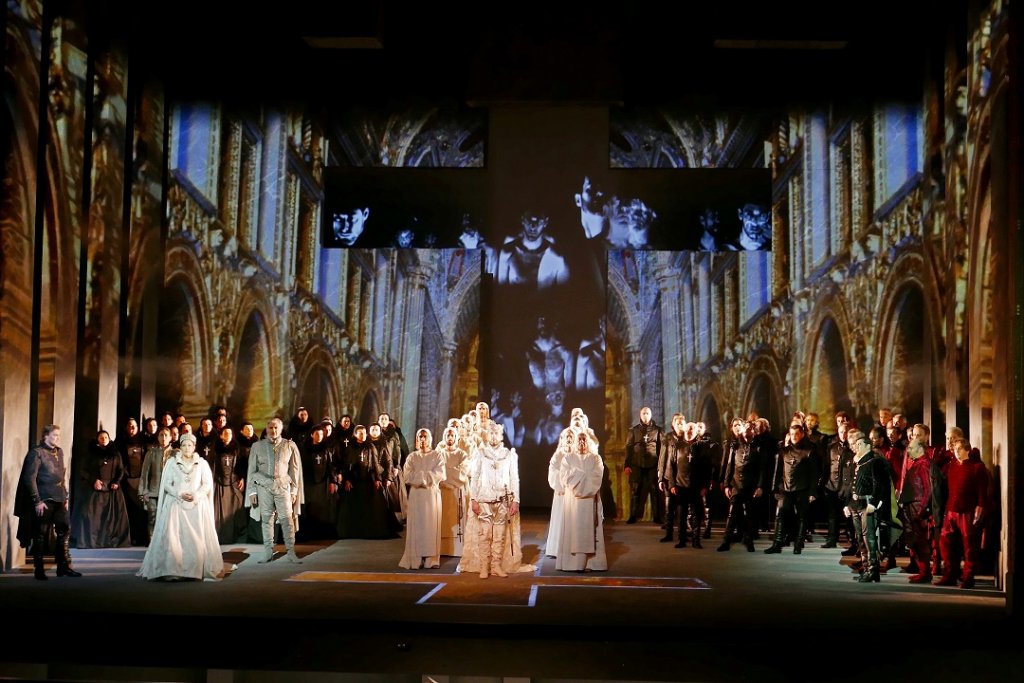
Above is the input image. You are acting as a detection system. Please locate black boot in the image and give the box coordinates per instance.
[32,538,46,581]
[793,517,806,554]
[692,524,703,549]
[55,533,82,578]
[764,513,785,554]
[858,521,880,583]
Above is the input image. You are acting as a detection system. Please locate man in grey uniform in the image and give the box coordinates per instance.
[246,418,304,563]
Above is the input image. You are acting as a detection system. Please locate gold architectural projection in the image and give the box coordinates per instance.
[0,0,1013,593]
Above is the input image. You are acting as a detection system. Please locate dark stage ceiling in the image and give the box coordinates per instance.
[79,0,946,106]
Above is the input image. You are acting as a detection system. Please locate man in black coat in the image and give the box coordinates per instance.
[764,423,819,555]
[624,406,663,524]
[15,424,82,580]
[717,421,764,552]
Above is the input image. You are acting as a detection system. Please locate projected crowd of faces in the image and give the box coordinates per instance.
[328,174,770,252]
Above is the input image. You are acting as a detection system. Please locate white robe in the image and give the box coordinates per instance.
[439,446,470,557]
[398,449,445,569]
[545,448,568,557]
[555,450,608,571]
[139,454,224,580]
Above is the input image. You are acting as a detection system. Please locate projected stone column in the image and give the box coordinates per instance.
[654,264,683,415]
[398,259,434,434]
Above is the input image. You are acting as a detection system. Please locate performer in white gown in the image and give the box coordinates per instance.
[555,429,608,571]
[399,429,446,569]
[438,426,470,557]
[458,423,532,578]
[138,433,224,581]
[545,428,575,557]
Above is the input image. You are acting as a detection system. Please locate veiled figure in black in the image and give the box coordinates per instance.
[299,423,340,540]
[212,427,248,543]
[336,425,399,539]
[71,430,131,548]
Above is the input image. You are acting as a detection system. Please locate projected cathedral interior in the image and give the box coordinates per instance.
[0,0,1020,678]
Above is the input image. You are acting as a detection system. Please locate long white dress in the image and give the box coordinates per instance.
[439,446,469,557]
[545,447,568,557]
[555,449,608,571]
[398,449,446,569]
[139,453,224,580]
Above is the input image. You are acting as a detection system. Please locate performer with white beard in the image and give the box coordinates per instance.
[245,418,304,563]
[460,423,528,578]
[438,426,470,557]
[545,428,575,557]
[555,429,608,571]
[399,429,446,569]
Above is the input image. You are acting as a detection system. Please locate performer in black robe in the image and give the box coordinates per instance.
[212,427,248,543]
[71,431,131,548]
[195,418,218,469]
[117,418,148,545]
[336,425,399,539]
[299,425,339,540]
[286,406,313,444]
[236,421,263,542]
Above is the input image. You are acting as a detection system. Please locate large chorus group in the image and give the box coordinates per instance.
[17,403,991,589]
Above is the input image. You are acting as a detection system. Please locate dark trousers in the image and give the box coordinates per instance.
[722,488,757,544]
[630,467,660,521]
[819,489,843,542]
[666,486,702,541]
[852,506,879,576]
[772,491,810,548]
[31,501,71,566]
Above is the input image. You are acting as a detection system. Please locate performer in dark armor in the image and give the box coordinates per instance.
[15,425,82,580]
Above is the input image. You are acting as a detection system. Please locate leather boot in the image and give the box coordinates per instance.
[763,515,785,554]
[857,520,880,582]
[478,526,491,579]
[55,532,81,577]
[692,523,703,549]
[32,538,47,581]
[490,524,508,577]
[793,517,807,554]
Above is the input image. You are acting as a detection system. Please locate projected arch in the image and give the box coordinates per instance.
[156,276,211,418]
[228,309,276,425]
[809,317,851,421]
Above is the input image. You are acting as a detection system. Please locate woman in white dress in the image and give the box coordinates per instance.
[139,433,224,581]
[398,429,446,570]
[555,429,608,571]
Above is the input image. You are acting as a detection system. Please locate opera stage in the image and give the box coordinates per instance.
[0,511,1013,682]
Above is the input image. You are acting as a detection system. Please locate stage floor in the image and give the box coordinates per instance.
[0,510,1013,681]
